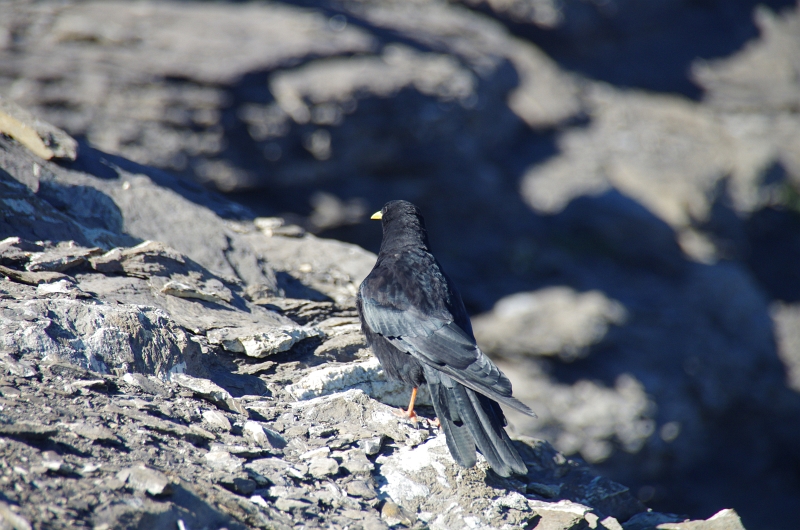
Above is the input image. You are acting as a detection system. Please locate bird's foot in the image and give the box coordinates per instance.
[431,417,440,429]
[393,408,418,422]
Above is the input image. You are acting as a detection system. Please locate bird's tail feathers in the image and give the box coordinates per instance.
[428,380,477,469]
[425,367,528,477]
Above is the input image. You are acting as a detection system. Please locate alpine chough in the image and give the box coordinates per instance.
[357,200,535,477]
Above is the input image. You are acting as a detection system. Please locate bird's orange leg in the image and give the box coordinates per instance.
[406,387,418,420]
[393,387,418,421]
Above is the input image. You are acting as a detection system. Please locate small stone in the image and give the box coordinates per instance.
[67,422,119,443]
[284,425,308,438]
[404,428,429,447]
[0,264,66,286]
[243,420,286,449]
[209,443,269,459]
[341,449,374,475]
[381,500,415,527]
[161,279,233,304]
[0,422,57,439]
[80,463,102,476]
[245,457,296,487]
[106,477,126,490]
[41,451,73,475]
[527,482,561,498]
[275,497,314,512]
[202,410,232,431]
[527,506,587,530]
[287,464,308,480]
[236,360,276,375]
[0,500,32,530]
[326,436,352,449]
[35,279,90,298]
[310,485,343,507]
[171,373,233,407]
[657,509,746,530]
[0,386,21,398]
[26,245,99,272]
[600,516,624,530]
[117,464,172,496]
[308,457,340,478]
[308,425,336,438]
[89,248,124,273]
[121,373,170,396]
[185,425,216,443]
[217,474,257,496]
[358,436,384,456]
[0,356,37,378]
[345,480,377,499]
[223,398,247,415]
[204,450,244,473]
[300,446,331,460]
[249,495,270,507]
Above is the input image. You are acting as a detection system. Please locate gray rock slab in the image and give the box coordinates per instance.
[117,464,173,496]
[66,422,119,443]
[172,373,232,405]
[243,420,286,450]
[204,450,244,473]
[0,422,57,440]
[656,509,746,530]
[202,410,232,432]
[208,325,323,358]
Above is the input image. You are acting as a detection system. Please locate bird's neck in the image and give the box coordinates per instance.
[380,220,430,253]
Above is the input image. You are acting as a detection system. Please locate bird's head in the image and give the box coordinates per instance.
[370,200,429,249]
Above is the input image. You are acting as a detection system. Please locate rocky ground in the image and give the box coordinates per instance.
[2,0,800,528]
[0,107,749,529]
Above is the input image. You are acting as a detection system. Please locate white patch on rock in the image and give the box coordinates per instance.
[285,357,431,407]
[381,471,430,502]
[376,436,452,500]
[299,446,331,460]
[161,279,232,304]
[202,410,232,431]
[492,491,531,511]
[171,373,232,403]
[208,325,323,357]
[204,450,244,473]
[527,498,592,515]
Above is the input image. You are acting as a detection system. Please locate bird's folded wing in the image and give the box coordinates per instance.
[361,288,535,417]
[388,324,535,417]
[359,294,447,338]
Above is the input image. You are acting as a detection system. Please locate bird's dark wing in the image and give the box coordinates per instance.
[387,327,533,415]
[360,278,534,417]
[359,295,446,340]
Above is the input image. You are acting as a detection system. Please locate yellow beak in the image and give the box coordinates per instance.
[370,211,383,220]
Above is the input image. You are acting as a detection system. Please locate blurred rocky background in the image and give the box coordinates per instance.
[2,0,800,528]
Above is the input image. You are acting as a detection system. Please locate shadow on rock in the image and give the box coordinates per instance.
[475,190,800,530]
[461,0,798,97]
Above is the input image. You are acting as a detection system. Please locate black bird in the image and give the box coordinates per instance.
[357,200,535,477]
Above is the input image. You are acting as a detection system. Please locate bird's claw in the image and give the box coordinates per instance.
[393,407,418,422]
